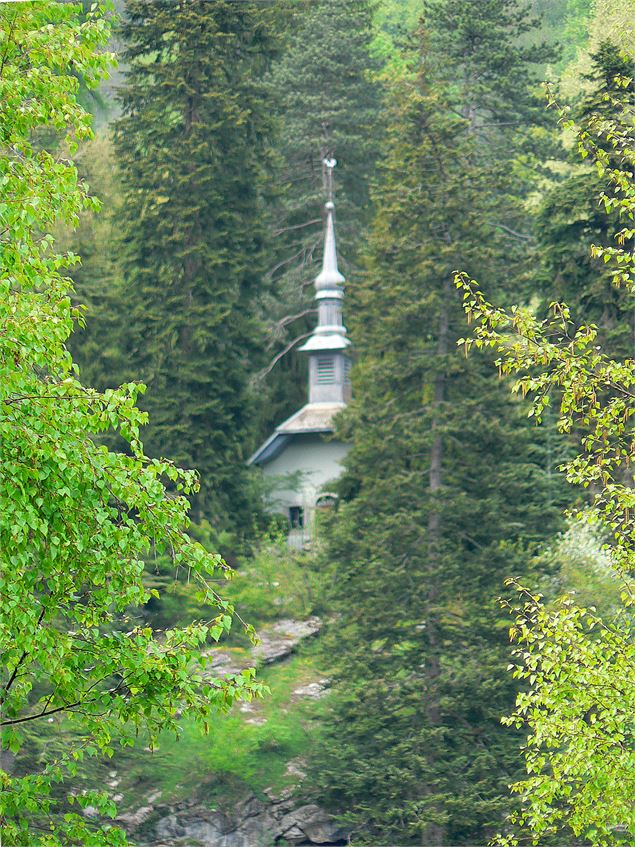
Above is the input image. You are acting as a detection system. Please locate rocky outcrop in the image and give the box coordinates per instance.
[125,790,347,847]
[276,804,346,845]
[204,617,322,677]
[252,618,322,665]
[117,617,332,846]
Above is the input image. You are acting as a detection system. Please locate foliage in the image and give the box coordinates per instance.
[454,52,635,844]
[143,533,320,634]
[308,4,566,844]
[534,43,635,358]
[0,4,264,845]
[114,648,326,806]
[559,0,635,95]
[371,0,420,62]
[500,584,634,846]
[530,0,592,70]
[102,0,281,532]
[21,645,326,824]
[541,517,621,611]
[55,132,129,392]
[219,540,320,627]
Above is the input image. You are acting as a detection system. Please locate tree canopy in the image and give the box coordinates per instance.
[0,4,262,844]
[455,50,635,845]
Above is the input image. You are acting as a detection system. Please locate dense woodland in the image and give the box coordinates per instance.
[2,1,635,846]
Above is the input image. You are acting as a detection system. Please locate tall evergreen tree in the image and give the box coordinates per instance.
[310,6,565,844]
[535,42,635,358]
[258,0,381,432]
[63,133,128,390]
[110,0,279,529]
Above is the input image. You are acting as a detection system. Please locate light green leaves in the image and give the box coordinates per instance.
[0,4,264,845]
[455,58,635,847]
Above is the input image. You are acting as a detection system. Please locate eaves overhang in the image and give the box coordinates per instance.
[248,402,345,466]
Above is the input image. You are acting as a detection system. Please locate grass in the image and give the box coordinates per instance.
[17,537,329,820]
[114,641,329,810]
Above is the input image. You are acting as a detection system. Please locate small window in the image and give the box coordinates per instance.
[344,358,351,384]
[317,356,335,384]
[316,494,337,510]
[289,506,304,529]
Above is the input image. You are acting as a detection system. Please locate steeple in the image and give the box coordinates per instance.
[298,159,351,404]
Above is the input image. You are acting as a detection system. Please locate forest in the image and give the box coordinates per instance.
[1,0,635,846]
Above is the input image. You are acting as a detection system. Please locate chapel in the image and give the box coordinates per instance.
[249,162,351,546]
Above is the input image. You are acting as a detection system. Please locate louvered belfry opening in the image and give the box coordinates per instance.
[317,356,336,384]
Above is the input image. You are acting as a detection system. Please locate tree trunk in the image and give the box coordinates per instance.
[422,276,451,846]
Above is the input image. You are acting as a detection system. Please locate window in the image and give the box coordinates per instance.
[317,356,335,384]
[316,494,337,510]
[289,506,304,529]
[344,358,351,384]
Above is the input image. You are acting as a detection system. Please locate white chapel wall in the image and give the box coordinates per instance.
[262,434,349,544]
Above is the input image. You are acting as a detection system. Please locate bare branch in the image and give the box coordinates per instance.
[270,308,317,342]
[273,218,321,237]
[486,221,534,241]
[255,332,313,380]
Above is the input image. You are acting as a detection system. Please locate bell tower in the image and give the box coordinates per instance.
[298,159,351,404]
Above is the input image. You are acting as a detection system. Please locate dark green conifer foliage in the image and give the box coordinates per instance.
[112,0,279,528]
[535,43,635,357]
[258,0,380,432]
[311,6,565,843]
[65,134,128,391]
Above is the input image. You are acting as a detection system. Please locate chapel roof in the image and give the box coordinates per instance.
[248,402,345,466]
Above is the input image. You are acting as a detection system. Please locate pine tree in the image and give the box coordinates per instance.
[535,43,635,358]
[257,0,380,432]
[111,0,279,529]
[309,6,565,843]
[61,133,129,391]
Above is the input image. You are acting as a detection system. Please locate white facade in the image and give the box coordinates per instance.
[261,433,350,547]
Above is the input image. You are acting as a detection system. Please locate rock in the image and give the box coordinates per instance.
[244,716,267,726]
[202,618,323,682]
[129,790,348,847]
[252,617,321,665]
[285,758,307,780]
[146,801,279,847]
[279,823,307,845]
[292,679,329,700]
[277,804,346,845]
[116,805,156,828]
[157,814,221,843]
[234,793,267,821]
[206,649,248,677]
[82,805,99,819]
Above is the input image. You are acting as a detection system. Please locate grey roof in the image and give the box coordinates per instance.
[248,402,345,466]
[277,401,345,433]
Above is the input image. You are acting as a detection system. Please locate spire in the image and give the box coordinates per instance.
[315,157,345,291]
[315,201,345,291]
[298,159,351,405]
